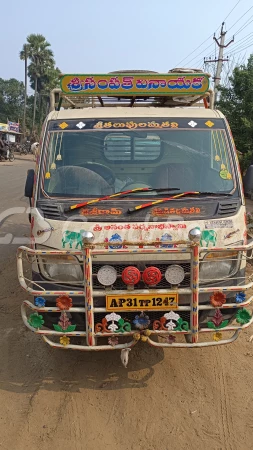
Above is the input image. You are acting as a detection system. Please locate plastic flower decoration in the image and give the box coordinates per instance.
[35,297,46,308]
[210,291,226,308]
[60,336,70,346]
[236,309,252,325]
[108,336,119,347]
[133,332,141,341]
[167,335,176,344]
[56,295,73,311]
[133,312,150,330]
[53,312,76,333]
[235,292,246,304]
[28,313,44,329]
[213,332,223,341]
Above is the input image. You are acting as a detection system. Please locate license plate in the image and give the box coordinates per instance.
[106,293,178,311]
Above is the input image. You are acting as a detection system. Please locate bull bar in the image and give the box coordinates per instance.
[17,235,253,351]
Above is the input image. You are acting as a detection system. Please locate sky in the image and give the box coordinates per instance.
[1,0,253,93]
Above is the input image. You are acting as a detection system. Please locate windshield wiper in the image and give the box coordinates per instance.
[127,191,233,214]
[64,187,180,212]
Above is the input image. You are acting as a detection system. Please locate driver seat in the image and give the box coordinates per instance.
[48,166,113,195]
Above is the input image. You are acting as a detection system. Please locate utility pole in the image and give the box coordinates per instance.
[204,22,234,105]
[23,45,27,142]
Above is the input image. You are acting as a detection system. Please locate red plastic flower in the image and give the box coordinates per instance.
[210,291,226,308]
[56,295,73,311]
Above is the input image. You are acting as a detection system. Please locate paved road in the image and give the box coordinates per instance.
[0,159,253,450]
[0,158,32,262]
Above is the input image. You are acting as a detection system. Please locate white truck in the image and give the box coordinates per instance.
[18,69,253,365]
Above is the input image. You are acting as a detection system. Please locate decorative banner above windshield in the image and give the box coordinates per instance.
[60,73,210,96]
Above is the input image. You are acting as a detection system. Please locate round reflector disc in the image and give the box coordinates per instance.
[165,265,185,285]
[142,266,162,286]
[97,265,117,286]
[122,266,141,285]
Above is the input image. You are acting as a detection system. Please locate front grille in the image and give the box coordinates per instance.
[92,261,191,289]
[217,200,240,216]
[37,202,61,220]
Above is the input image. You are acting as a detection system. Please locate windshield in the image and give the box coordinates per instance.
[42,117,236,198]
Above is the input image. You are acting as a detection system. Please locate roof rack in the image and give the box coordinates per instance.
[50,70,214,111]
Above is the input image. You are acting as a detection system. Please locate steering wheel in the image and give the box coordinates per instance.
[122,182,152,190]
[80,162,115,185]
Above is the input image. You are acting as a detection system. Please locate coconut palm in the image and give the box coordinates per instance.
[20,34,55,134]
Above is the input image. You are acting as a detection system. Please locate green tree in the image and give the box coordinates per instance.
[218,54,253,171]
[20,34,55,134]
[0,78,37,137]
[0,78,25,123]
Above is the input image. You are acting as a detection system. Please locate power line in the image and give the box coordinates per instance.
[224,40,253,58]
[175,35,214,66]
[231,31,253,45]
[175,1,242,67]
[226,42,253,58]
[175,1,248,68]
[224,34,253,56]
[224,0,241,21]
[184,42,215,66]
[227,5,253,32]
[234,17,253,36]
[232,42,253,55]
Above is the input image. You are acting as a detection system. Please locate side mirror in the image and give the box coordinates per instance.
[25,169,35,198]
[243,165,253,196]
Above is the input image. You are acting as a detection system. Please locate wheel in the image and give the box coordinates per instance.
[9,152,15,162]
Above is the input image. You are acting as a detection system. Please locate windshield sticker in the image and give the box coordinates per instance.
[205,121,214,128]
[220,168,232,180]
[59,122,68,130]
[93,121,178,129]
[80,207,122,216]
[188,121,197,128]
[151,206,202,216]
[224,229,239,239]
[212,131,232,180]
[205,220,233,229]
[76,121,86,129]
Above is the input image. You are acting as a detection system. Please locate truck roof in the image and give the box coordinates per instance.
[47,107,225,121]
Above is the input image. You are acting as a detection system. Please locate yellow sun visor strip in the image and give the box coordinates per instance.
[60,73,210,97]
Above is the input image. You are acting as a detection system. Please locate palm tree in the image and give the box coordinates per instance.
[20,34,55,134]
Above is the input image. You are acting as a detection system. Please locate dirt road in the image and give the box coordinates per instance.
[0,159,253,450]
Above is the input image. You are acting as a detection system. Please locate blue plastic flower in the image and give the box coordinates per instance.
[35,297,46,307]
[133,313,150,330]
[235,292,246,304]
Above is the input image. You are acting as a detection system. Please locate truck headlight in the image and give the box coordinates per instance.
[200,251,240,283]
[38,254,83,283]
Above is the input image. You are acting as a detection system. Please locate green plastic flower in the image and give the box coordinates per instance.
[28,313,44,329]
[236,309,252,325]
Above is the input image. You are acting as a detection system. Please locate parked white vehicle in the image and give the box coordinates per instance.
[17,69,253,364]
